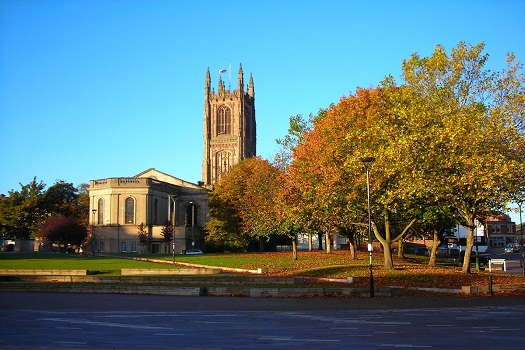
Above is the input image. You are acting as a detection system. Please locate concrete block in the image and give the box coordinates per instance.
[0,269,87,276]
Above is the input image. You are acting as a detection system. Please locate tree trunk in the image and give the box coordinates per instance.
[308,233,313,251]
[258,238,265,252]
[397,238,405,258]
[349,240,356,260]
[370,211,416,270]
[383,243,394,269]
[292,237,297,260]
[429,228,441,267]
[325,232,331,253]
[462,215,475,274]
[317,233,323,250]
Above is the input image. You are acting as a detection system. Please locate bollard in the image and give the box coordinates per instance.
[522,253,525,277]
[488,274,493,296]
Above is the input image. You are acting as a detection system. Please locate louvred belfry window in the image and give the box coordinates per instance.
[217,106,231,135]
[215,151,232,181]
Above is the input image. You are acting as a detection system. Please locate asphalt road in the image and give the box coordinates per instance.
[1,292,525,349]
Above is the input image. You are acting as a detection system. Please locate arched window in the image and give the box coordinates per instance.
[216,106,231,135]
[125,197,135,224]
[97,198,104,225]
[215,151,232,181]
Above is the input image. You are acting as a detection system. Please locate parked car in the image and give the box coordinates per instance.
[184,249,203,255]
[504,244,519,253]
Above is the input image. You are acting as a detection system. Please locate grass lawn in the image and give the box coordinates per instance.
[2,251,524,290]
[0,253,183,275]
[142,250,525,289]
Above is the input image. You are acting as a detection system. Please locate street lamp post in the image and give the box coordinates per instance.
[361,157,375,298]
[168,195,177,262]
[189,201,196,248]
[91,209,97,256]
[518,202,523,245]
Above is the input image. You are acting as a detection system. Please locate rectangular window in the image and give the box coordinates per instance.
[121,241,127,253]
[131,241,137,253]
[99,240,105,252]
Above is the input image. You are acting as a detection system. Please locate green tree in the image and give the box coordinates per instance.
[44,181,89,224]
[0,178,47,239]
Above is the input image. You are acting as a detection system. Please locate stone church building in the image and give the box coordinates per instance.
[88,65,256,254]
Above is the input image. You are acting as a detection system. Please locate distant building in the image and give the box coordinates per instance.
[485,213,517,247]
[516,223,524,245]
[443,213,518,249]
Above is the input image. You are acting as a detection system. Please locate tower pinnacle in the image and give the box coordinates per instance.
[248,73,254,97]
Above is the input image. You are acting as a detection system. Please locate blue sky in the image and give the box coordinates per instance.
[1,0,524,221]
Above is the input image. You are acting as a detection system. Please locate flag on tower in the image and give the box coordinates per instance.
[219,69,228,74]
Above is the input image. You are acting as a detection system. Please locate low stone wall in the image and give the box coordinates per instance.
[0,275,296,284]
[0,284,390,297]
[0,269,87,276]
[120,268,221,276]
[462,283,525,295]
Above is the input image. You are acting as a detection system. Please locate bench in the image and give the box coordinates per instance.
[489,259,506,272]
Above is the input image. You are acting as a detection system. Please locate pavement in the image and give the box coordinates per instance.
[1,292,524,349]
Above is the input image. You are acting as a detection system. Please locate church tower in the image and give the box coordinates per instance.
[202,64,256,186]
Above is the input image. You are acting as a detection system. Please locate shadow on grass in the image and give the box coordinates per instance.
[292,265,370,277]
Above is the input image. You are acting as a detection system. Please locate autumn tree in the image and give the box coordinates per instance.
[137,222,149,252]
[401,42,525,273]
[206,157,284,251]
[161,220,174,252]
[38,214,87,249]
[285,87,422,268]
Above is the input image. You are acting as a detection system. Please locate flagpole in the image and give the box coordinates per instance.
[228,64,231,90]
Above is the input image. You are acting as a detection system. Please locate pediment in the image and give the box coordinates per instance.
[135,168,202,189]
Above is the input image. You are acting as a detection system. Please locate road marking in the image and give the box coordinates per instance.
[258,336,340,342]
[332,327,359,330]
[55,327,82,330]
[284,313,410,325]
[40,318,172,330]
[375,331,398,334]
[379,344,432,348]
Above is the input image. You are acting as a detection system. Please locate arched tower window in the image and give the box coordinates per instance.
[215,151,232,181]
[97,198,104,225]
[216,106,231,135]
[125,197,135,224]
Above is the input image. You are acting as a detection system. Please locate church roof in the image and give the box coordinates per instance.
[135,168,205,190]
